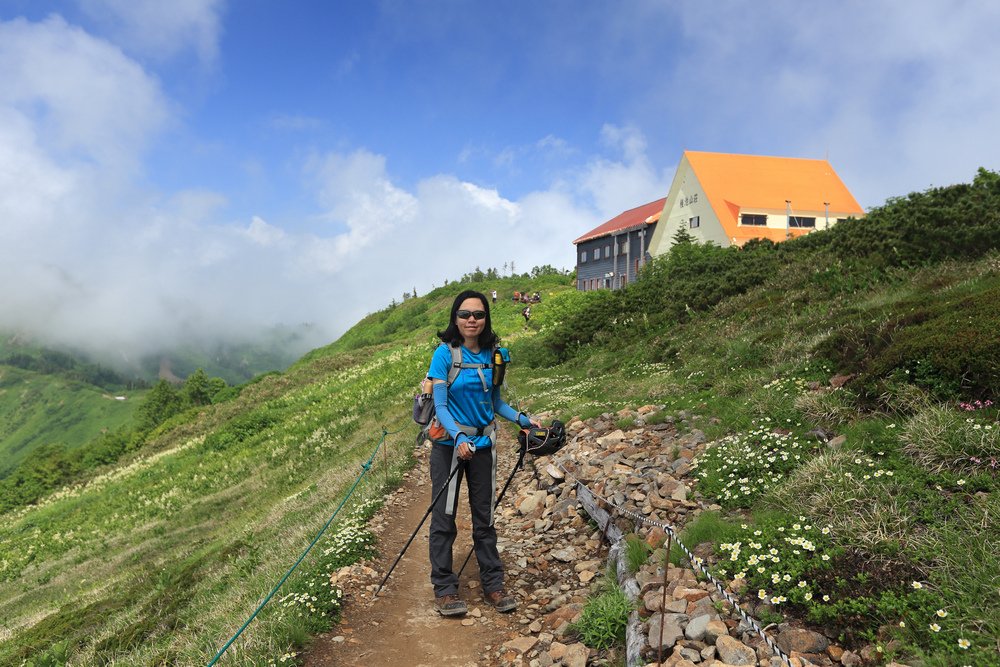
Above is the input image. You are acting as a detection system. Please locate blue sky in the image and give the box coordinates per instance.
[1,1,998,357]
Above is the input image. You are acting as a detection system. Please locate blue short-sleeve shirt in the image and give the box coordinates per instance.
[428,343,495,447]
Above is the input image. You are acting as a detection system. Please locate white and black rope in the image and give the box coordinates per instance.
[555,461,794,667]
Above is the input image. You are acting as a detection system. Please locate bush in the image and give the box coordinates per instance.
[824,167,1000,268]
[865,283,1000,400]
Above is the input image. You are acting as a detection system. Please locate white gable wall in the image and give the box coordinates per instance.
[648,158,728,256]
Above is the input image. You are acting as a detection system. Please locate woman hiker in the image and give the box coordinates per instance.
[425,289,538,617]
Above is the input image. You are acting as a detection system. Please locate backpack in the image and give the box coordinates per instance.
[413,344,510,442]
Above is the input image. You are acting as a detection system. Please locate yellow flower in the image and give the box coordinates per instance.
[898,621,905,628]
[929,623,941,632]
[936,609,948,618]
[911,581,923,589]
[758,589,767,600]
[958,638,971,649]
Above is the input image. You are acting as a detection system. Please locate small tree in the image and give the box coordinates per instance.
[136,380,184,433]
[183,368,213,406]
[672,224,696,247]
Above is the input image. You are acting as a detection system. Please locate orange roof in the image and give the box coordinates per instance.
[573,198,666,245]
[684,151,863,242]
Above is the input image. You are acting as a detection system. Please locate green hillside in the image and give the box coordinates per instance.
[0,365,140,478]
[1,171,998,665]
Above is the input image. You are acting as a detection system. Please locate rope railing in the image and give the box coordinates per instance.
[556,461,794,667]
[206,425,406,666]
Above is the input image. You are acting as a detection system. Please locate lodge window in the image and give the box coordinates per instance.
[594,247,601,260]
[740,214,767,226]
[789,216,816,228]
[605,244,611,258]
[689,216,700,229]
[580,250,587,263]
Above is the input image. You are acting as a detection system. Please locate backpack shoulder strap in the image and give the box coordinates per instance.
[447,345,463,386]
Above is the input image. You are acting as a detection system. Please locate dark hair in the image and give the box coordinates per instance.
[437,289,500,349]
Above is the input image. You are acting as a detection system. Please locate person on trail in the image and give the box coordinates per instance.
[491,289,497,304]
[426,289,538,617]
[521,305,531,325]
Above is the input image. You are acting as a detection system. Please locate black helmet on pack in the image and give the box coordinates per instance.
[518,420,566,456]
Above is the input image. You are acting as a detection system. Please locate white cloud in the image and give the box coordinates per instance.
[0,13,673,360]
[245,216,286,247]
[665,1,1000,206]
[77,0,224,64]
[0,15,169,171]
[579,124,670,216]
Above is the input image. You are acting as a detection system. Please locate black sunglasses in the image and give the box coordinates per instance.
[456,310,487,320]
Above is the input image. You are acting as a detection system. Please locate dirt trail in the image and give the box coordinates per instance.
[305,444,523,667]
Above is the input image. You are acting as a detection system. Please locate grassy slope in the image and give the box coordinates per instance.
[0,366,138,477]
[0,277,574,666]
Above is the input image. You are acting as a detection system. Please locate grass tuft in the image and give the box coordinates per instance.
[901,406,1000,475]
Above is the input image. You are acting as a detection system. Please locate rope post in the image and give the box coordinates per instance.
[382,427,389,490]
[599,501,614,557]
[658,531,672,666]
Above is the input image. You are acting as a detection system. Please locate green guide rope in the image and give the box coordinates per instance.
[207,426,404,666]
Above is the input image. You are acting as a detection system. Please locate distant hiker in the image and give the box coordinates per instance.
[425,290,538,617]
[512,290,520,303]
[521,305,531,324]
[531,291,540,303]
[491,289,497,304]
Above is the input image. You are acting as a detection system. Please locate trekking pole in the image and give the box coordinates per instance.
[456,442,527,578]
[372,459,465,599]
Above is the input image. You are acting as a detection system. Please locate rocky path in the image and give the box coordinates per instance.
[304,435,528,667]
[307,408,857,667]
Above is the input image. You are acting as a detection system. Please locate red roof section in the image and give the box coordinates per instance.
[573,198,666,245]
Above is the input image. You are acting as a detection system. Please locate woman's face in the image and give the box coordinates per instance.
[455,297,487,341]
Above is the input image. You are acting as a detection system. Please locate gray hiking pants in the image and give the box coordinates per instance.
[428,442,502,597]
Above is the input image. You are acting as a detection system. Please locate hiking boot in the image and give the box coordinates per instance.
[435,594,468,617]
[485,589,517,613]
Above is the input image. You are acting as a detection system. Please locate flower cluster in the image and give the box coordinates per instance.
[713,518,839,607]
[693,425,809,507]
[959,399,993,411]
[275,574,344,630]
[902,581,976,658]
[319,499,380,570]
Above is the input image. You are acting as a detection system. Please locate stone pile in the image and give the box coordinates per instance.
[486,407,857,667]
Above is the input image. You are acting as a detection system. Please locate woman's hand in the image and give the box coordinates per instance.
[457,438,475,460]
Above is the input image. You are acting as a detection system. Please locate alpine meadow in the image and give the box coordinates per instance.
[2,170,999,666]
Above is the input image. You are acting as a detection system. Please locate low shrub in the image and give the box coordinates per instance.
[573,576,632,650]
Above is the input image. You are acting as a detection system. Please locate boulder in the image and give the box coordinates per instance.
[715,635,756,666]
[776,627,830,655]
